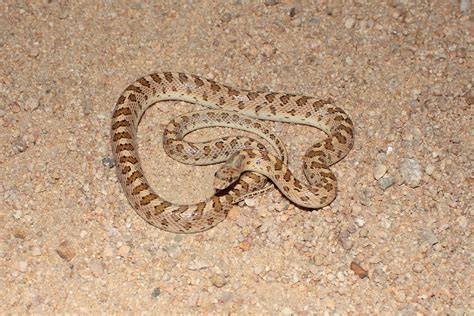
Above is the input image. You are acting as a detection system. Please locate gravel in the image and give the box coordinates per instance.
[1,1,471,314]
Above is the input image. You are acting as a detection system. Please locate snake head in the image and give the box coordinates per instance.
[214,166,241,191]
[214,151,247,191]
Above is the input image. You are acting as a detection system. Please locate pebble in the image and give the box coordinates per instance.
[239,241,251,251]
[210,273,227,288]
[359,228,369,238]
[89,260,105,277]
[354,217,365,227]
[151,287,161,298]
[421,230,438,246]
[17,261,28,272]
[24,97,40,111]
[460,0,471,15]
[344,17,355,29]
[261,43,275,58]
[31,247,42,256]
[244,198,256,207]
[463,90,474,105]
[56,241,76,261]
[457,216,467,229]
[264,0,279,5]
[400,159,423,188]
[220,12,232,23]
[102,244,115,257]
[227,206,240,220]
[102,157,115,169]
[378,175,395,190]
[282,307,294,315]
[187,259,209,270]
[340,237,353,250]
[13,210,23,220]
[373,164,387,180]
[350,261,368,279]
[308,17,320,25]
[117,245,130,257]
[12,136,28,153]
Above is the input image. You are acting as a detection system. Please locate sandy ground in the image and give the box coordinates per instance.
[1,1,472,314]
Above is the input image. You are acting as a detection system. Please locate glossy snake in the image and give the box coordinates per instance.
[111,72,354,233]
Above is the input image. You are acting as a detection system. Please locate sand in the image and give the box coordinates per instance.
[1,1,472,314]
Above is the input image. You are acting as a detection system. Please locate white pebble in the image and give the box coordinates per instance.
[457,216,468,229]
[244,198,256,207]
[400,159,423,188]
[13,210,23,220]
[345,17,355,29]
[373,164,387,180]
[117,245,130,257]
[31,247,42,256]
[17,261,28,272]
[355,217,365,227]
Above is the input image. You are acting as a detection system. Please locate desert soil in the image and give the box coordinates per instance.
[1,1,472,314]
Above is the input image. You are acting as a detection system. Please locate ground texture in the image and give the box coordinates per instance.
[0,1,472,314]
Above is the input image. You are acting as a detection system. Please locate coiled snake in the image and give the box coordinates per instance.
[111,72,354,233]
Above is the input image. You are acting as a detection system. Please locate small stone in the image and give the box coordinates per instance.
[350,261,368,279]
[344,17,355,29]
[220,12,232,23]
[244,198,256,207]
[355,217,365,227]
[102,244,115,257]
[108,227,118,237]
[117,245,130,257]
[13,228,26,239]
[413,264,424,273]
[12,136,28,153]
[340,237,353,250]
[17,261,28,272]
[309,17,320,25]
[28,45,40,57]
[188,259,209,270]
[400,159,423,188]
[239,241,251,251]
[457,216,468,229]
[289,7,296,17]
[463,90,474,105]
[102,157,115,169]
[282,307,294,315]
[373,164,387,180]
[421,230,438,246]
[57,241,76,261]
[359,228,369,238]
[10,101,21,113]
[13,210,23,220]
[24,97,40,111]
[460,0,471,15]
[151,287,161,298]
[31,247,42,256]
[378,175,395,190]
[210,273,227,288]
[425,164,435,175]
[89,261,105,277]
[227,206,240,220]
[261,43,275,58]
[264,0,278,5]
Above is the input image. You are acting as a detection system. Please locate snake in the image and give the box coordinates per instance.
[111,72,354,233]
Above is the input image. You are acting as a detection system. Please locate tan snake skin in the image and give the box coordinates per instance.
[111,72,354,233]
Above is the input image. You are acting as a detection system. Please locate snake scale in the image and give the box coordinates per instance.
[111,72,354,233]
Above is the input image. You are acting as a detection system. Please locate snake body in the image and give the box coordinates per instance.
[111,72,354,233]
